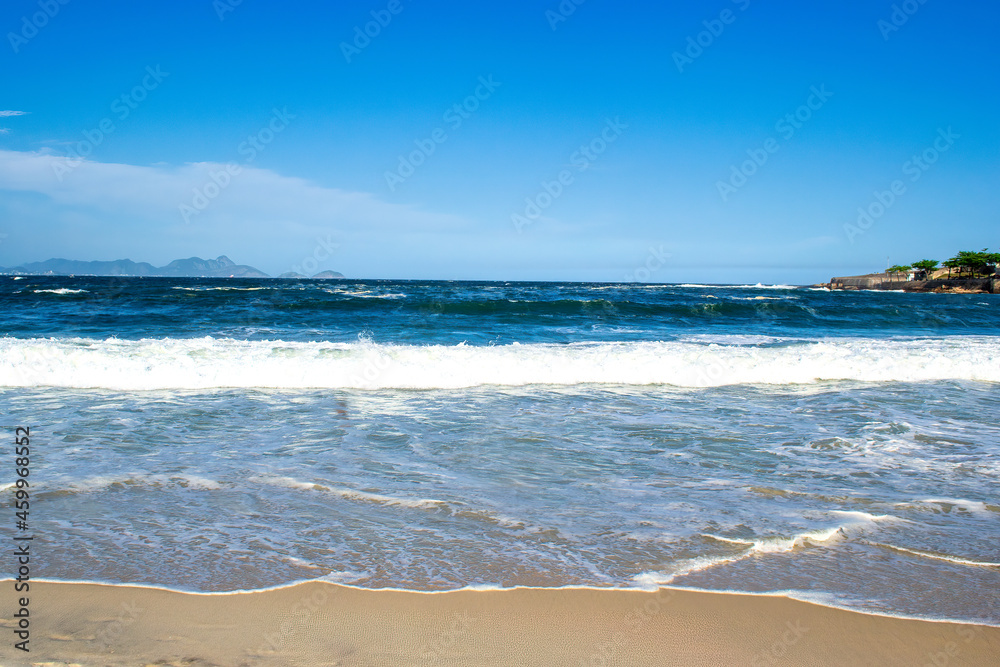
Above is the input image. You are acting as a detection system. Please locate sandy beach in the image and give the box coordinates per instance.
[2,580,996,666]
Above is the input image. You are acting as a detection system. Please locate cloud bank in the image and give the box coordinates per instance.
[0,149,468,275]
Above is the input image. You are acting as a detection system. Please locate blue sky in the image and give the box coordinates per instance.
[1,0,997,282]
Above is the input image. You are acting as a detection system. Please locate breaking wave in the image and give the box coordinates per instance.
[1,335,998,390]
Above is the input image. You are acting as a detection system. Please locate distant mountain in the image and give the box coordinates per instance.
[1,255,270,278]
[276,270,345,279]
[3,257,159,276]
[155,256,268,278]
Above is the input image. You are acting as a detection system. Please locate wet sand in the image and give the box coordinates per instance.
[2,580,997,666]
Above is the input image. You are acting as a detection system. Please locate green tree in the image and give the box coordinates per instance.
[946,250,994,277]
[960,250,990,276]
[985,251,1000,274]
[887,264,911,276]
[910,259,937,279]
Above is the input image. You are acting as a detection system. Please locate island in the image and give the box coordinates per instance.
[0,255,345,280]
[828,249,1000,293]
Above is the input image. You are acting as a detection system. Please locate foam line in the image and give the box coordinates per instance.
[1,335,999,390]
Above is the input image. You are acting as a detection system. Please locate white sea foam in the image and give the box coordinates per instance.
[899,498,996,515]
[284,556,324,570]
[33,288,88,294]
[251,475,448,509]
[828,510,903,525]
[636,529,843,587]
[872,543,1000,568]
[38,474,224,493]
[680,334,786,345]
[705,526,845,555]
[678,283,800,290]
[639,513,896,587]
[1,335,998,390]
[321,288,407,299]
[171,286,269,292]
[735,283,800,290]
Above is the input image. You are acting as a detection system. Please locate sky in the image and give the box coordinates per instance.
[1,0,998,283]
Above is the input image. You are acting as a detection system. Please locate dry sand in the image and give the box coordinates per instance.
[2,580,997,666]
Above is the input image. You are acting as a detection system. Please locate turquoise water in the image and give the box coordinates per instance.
[1,277,998,623]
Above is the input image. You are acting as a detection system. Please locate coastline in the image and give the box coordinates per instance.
[4,580,998,666]
[827,274,1000,294]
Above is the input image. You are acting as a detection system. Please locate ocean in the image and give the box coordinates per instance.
[2,276,998,625]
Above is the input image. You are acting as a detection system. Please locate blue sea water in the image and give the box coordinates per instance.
[1,276,998,624]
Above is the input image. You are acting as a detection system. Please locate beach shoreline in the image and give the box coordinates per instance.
[3,580,997,666]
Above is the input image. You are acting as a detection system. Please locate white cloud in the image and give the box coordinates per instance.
[0,149,463,229]
[0,111,29,117]
[0,149,472,273]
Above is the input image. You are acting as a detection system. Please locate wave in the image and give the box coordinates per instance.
[635,512,902,587]
[171,286,271,292]
[732,283,801,290]
[870,543,1000,568]
[250,475,449,510]
[24,474,225,498]
[676,283,800,290]
[1,335,998,390]
[896,498,998,515]
[634,528,846,587]
[32,288,88,294]
[252,475,532,529]
[320,288,407,299]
